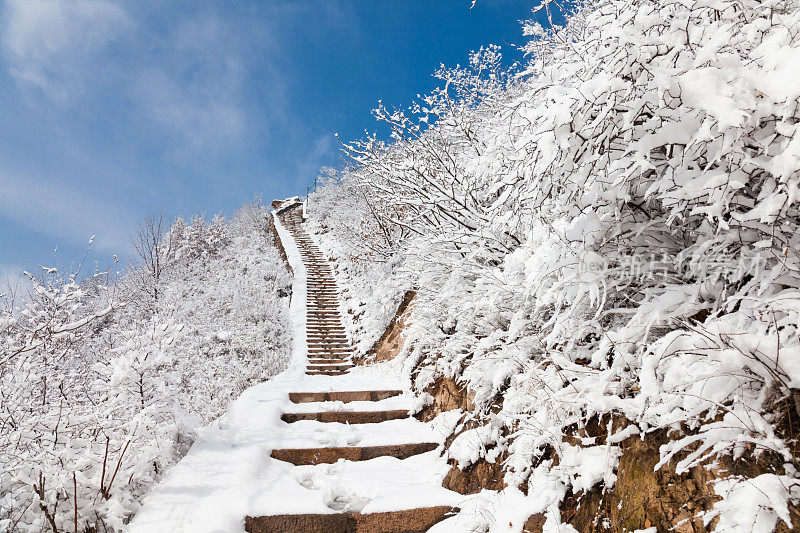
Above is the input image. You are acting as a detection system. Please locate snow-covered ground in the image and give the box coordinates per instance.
[128,214,464,532]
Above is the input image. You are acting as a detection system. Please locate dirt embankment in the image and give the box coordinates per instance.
[356,290,416,364]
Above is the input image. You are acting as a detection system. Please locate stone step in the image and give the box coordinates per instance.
[307,358,351,363]
[244,506,457,533]
[281,410,408,424]
[306,363,355,372]
[270,442,439,465]
[307,358,350,365]
[306,369,349,376]
[307,345,352,349]
[288,390,403,403]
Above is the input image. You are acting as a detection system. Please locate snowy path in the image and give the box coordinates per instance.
[128,205,462,532]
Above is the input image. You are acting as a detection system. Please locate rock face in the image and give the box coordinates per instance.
[415,376,475,422]
[442,454,507,494]
[359,290,416,364]
[523,416,800,533]
[268,203,293,274]
[414,374,506,495]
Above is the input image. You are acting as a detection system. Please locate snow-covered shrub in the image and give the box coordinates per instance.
[309,0,800,527]
[0,198,291,532]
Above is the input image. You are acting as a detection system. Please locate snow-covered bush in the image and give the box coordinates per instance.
[309,0,800,527]
[0,198,291,532]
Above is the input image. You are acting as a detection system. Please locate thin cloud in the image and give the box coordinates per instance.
[1,0,133,103]
[295,134,335,188]
[135,67,246,151]
[130,10,264,151]
[0,172,135,255]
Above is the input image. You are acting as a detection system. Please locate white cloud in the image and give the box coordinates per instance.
[0,172,135,255]
[1,0,133,102]
[135,67,246,150]
[131,12,260,151]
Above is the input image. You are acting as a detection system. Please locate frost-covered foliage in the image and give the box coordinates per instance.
[308,173,412,355]
[309,0,800,529]
[0,198,291,532]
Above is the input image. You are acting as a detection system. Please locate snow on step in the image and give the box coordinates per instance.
[128,210,459,533]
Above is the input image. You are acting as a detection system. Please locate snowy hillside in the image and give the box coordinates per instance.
[304,0,800,530]
[0,199,292,531]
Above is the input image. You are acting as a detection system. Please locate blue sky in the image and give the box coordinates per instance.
[0,0,540,281]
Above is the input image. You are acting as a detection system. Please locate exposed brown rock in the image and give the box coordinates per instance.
[523,513,546,533]
[268,207,293,274]
[442,455,507,494]
[522,414,800,533]
[358,290,416,365]
[415,376,475,422]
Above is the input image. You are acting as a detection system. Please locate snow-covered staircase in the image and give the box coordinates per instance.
[246,208,457,532]
[127,203,461,533]
[285,214,355,376]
